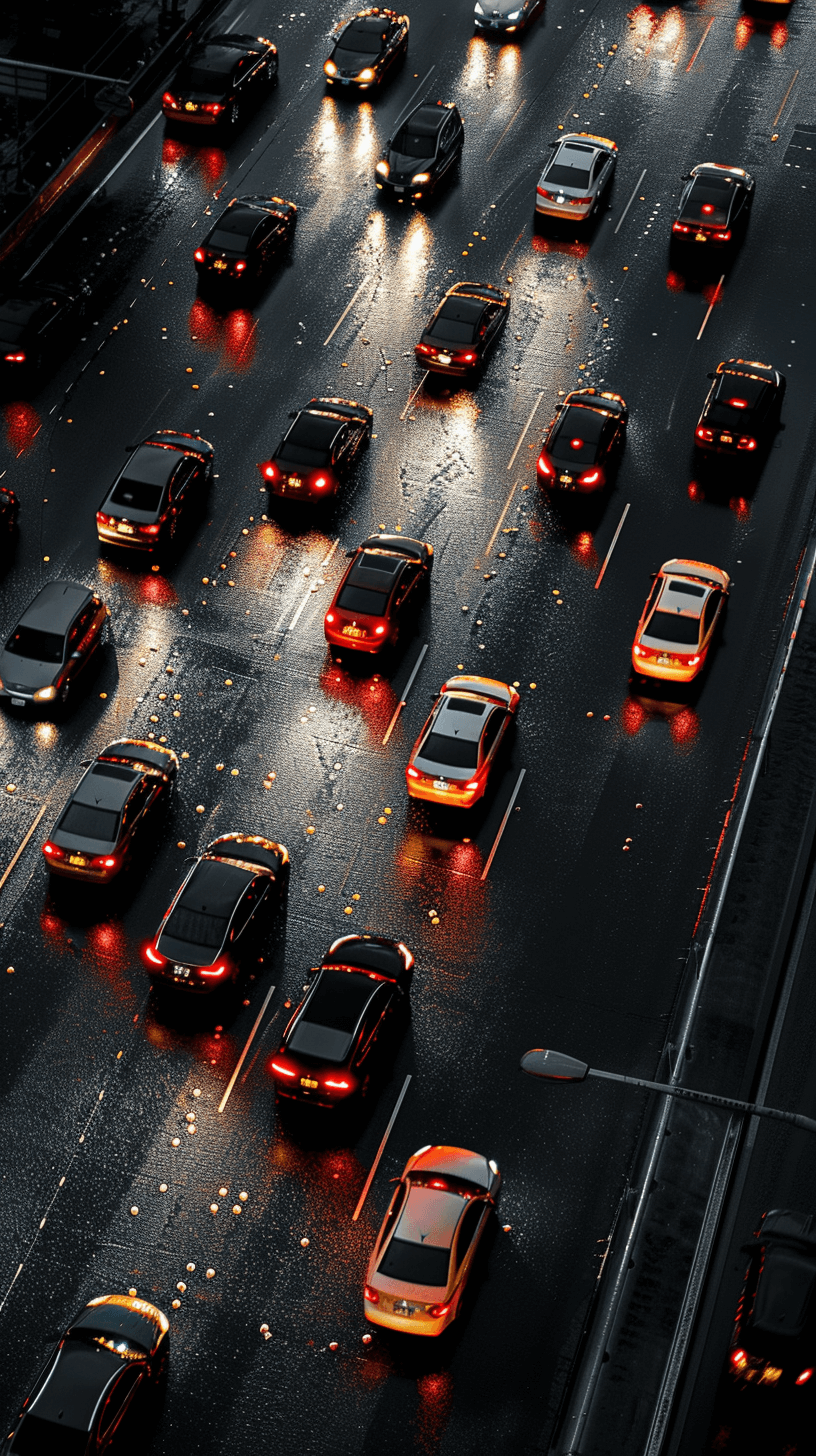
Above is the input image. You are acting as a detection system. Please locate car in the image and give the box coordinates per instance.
[415,281,509,377]
[144,833,288,993]
[632,559,730,683]
[258,397,373,500]
[325,534,432,655]
[535,131,617,224]
[0,282,86,379]
[194,195,296,285]
[2,1293,169,1455]
[474,0,543,34]
[0,582,109,712]
[270,934,414,1106]
[536,387,627,492]
[729,1209,816,1391]
[364,1144,501,1336]
[694,359,785,459]
[96,430,213,555]
[375,99,464,203]
[671,163,754,251]
[42,740,178,885]
[162,33,277,129]
[324,8,409,89]
[0,484,18,541]
[406,675,518,807]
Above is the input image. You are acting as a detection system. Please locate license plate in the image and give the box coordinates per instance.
[173,965,190,978]
[11,697,24,707]
[559,474,573,484]
[658,656,670,665]
[433,779,449,791]
[395,186,405,194]
[695,232,706,242]
[69,855,87,867]
[185,102,197,112]
[342,626,364,638]
[300,1077,318,1089]
[395,1302,417,1317]
[721,434,733,444]
[117,523,133,534]
[287,475,302,488]
[438,354,451,365]
[213,259,227,270]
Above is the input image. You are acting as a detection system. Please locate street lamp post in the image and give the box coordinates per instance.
[520,1047,816,1136]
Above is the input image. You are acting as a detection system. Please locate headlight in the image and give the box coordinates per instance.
[507,8,522,16]
[376,160,390,177]
[412,172,430,184]
[34,686,56,701]
[324,59,337,76]
[358,68,375,81]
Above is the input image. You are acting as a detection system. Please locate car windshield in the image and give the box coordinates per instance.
[340,26,385,52]
[644,610,701,646]
[684,180,731,226]
[5,626,63,663]
[392,126,435,158]
[418,731,479,770]
[546,160,591,189]
[378,1237,450,1286]
[59,803,120,842]
[11,1415,88,1455]
[336,584,389,615]
[207,229,249,253]
[110,478,164,513]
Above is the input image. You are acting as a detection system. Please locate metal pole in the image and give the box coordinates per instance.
[588,1065,816,1136]
[0,58,126,86]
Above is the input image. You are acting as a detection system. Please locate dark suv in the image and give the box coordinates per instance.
[375,99,464,203]
[0,581,109,712]
[729,1208,816,1391]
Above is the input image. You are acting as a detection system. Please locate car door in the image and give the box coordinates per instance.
[96,1366,142,1449]
[67,604,97,676]
[120,778,151,856]
[393,563,418,626]
[168,459,193,527]
[480,707,507,771]
[355,985,388,1071]
[700,590,722,649]
[452,1198,487,1293]
[591,151,610,199]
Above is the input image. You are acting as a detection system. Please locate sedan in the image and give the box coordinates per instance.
[2,1293,168,1455]
[376,99,464,203]
[671,163,754,251]
[695,358,785,458]
[0,282,86,379]
[325,533,432,655]
[364,1144,501,1336]
[537,387,627,492]
[258,397,373,500]
[324,8,409,89]
[194,195,296,285]
[535,131,617,224]
[97,430,213,555]
[632,559,730,683]
[0,581,109,712]
[144,833,288,993]
[474,0,542,33]
[416,282,509,377]
[729,1209,816,1391]
[406,675,519,807]
[162,32,277,129]
[270,934,414,1106]
[43,740,178,885]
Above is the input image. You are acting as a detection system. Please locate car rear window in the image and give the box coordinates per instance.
[643,610,701,646]
[207,229,249,253]
[378,1237,450,1287]
[551,408,605,462]
[110,478,165,513]
[11,1414,88,1455]
[546,162,591,189]
[683,180,731,226]
[392,126,435,158]
[300,969,374,1032]
[6,626,64,663]
[59,803,120,842]
[164,905,230,950]
[336,584,389,615]
[177,63,233,89]
[418,731,479,770]
[340,25,385,52]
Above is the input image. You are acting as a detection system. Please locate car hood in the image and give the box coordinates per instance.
[333,47,381,74]
[480,3,525,15]
[0,651,60,690]
[387,150,435,182]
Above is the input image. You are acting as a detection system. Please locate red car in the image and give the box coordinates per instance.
[325,534,432,656]
[258,397,373,501]
[406,675,519,807]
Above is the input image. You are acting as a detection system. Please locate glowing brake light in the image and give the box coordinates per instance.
[194,249,205,262]
[374,625,386,635]
[428,1303,451,1319]
[200,963,227,977]
[145,944,165,967]
[737,437,757,450]
[578,468,601,486]
[325,612,335,624]
[139,523,161,535]
[713,230,731,241]
[271,1060,297,1078]
[796,1368,813,1385]
[42,841,64,859]
[696,427,714,442]
[261,462,277,479]
[464,780,480,791]
[537,453,554,477]
[537,187,555,199]
[364,1284,379,1304]
[701,203,715,214]
[4,352,25,362]
[568,196,594,206]
[163,92,178,108]
[324,1077,351,1090]
[202,103,222,115]
[633,645,643,657]
[730,1349,748,1371]
[407,766,420,778]
[312,474,329,489]
[688,655,700,666]
[728,398,748,408]
[235,261,247,272]
[416,343,432,354]
[92,855,118,870]
[672,221,690,234]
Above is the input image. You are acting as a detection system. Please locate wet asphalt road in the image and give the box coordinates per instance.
[0,0,815,1451]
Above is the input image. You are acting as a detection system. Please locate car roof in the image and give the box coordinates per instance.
[302,967,380,1028]
[213,204,264,235]
[123,442,179,486]
[657,577,708,617]
[752,1246,816,1340]
[74,761,141,812]
[405,104,448,135]
[29,1340,123,1431]
[436,696,492,740]
[554,404,606,441]
[438,296,485,325]
[19,581,91,633]
[397,1186,466,1248]
[207,834,283,873]
[349,553,404,589]
[288,412,344,448]
[184,856,253,913]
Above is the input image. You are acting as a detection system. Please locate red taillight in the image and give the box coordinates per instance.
[578,468,601,487]
[416,343,432,354]
[145,944,165,967]
[312,474,329,490]
[271,1059,297,1078]
[569,196,593,206]
[537,453,554,477]
[464,779,480,791]
[374,624,386,635]
[737,437,756,450]
[713,230,731,241]
[536,187,554,199]
[325,612,335,624]
[42,841,63,859]
[324,1077,352,1091]
[163,92,178,109]
[139,523,161,535]
[92,855,118,870]
[4,352,25,363]
[730,1349,748,1371]
[194,248,205,262]
[407,766,420,779]
[364,1284,379,1304]
[696,426,714,442]
[796,1368,813,1386]
[202,103,223,115]
[260,462,277,480]
[428,1179,449,1190]
[458,352,475,362]
[672,221,690,234]
[428,1303,451,1319]
[199,963,226,977]
[235,261,247,272]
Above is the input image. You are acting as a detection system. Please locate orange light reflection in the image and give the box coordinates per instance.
[570,530,598,572]
[669,707,699,746]
[666,270,685,294]
[319,660,398,746]
[729,496,750,522]
[531,234,589,260]
[414,1370,454,1453]
[734,16,753,49]
[622,698,647,735]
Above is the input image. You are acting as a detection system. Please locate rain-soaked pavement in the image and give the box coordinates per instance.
[0,0,815,1451]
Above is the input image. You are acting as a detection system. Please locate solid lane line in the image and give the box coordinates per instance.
[382,642,428,745]
[218,983,277,1114]
[485,480,518,558]
[352,1074,412,1221]
[685,18,714,73]
[400,372,428,421]
[773,69,799,128]
[323,276,371,347]
[21,113,162,279]
[594,503,630,589]
[0,804,47,893]
[507,392,544,471]
[289,538,340,630]
[614,169,647,235]
[696,274,725,341]
[480,769,525,882]
[486,99,527,164]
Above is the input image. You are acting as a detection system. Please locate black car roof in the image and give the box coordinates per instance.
[438,297,485,325]
[29,1341,124,1430]
[554,405,606,441]
[349,553,403,588]
[752,1246,816,1340]
[287,413,344,449]
[212,205,263,236]
[406,105,447,135]
[301,967,380,1030]
[122,442,179,486]
[0,297,44,327]
[19,581,91,634]
[322,935,406,979]
[74,761,140,812]
[183,857,253,915]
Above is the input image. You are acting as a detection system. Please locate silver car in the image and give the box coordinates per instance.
[474,0,542,33]
[535,131,617,223]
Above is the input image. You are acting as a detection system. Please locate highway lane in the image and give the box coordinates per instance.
[0,1,815,1451]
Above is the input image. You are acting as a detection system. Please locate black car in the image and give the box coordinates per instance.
[474,0,543,34]
[270,934,414,1106]
[0,581,109,712]
[324,7,409,90]
[3,1293,169,1456]
[162,32,277,129]
[194,195,296,285]
[43,739,178,885]
[695,358,785,458]
[0,282,86,380]
[145,833,289,992]
[258,397,373,500]
[325,533,433,655]
[375,99,464,202]
[96,430,213,555]
[671,162,754,251]
[416,281,509,377]
[729,1209,816,1391]
[536,387,628,492]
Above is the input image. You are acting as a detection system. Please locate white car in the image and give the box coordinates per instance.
[535,131,617,223]
[474,0,542,35]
